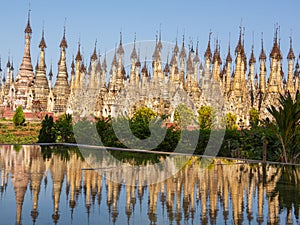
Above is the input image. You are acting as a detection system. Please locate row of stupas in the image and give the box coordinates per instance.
[0,12,299,126]
[1,145,298,225]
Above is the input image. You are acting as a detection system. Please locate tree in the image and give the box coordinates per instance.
[222,112,238,130]
[198,106,215,130]
[174,103,196,128]
[130,107,157,139]
[13,106,25,126]
[38,114,56,143]
[249,108,259,128]
[262,92,300,163]
[54,114,75,143]
[131,107,156,124]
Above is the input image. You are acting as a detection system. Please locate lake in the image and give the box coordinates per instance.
[0,145,299,225]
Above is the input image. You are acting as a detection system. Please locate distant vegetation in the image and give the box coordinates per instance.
[0,118,40,144]
[262,92,300,164]
[3,92,299,164]
[13,106,25,126]
[34,102,295,163]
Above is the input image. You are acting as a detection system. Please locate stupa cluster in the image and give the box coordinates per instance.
[0,12,299,126]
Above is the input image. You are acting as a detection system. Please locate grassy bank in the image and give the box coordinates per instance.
[0,119,41,144]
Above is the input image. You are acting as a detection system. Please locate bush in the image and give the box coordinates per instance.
[174,104,196,128]
[222,112,238,130]
[249,108,259,128]
[13,106,25,126]
[38,115,56,143]
[197,106,215,130]
[38,114,75,143]
[54,114,75,143]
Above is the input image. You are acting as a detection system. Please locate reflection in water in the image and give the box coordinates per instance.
[0,145,300,225]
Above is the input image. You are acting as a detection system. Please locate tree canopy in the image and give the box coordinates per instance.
[262,92,300,163]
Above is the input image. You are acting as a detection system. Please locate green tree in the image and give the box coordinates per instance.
[197,106,215,130]
[130,107,156,139]
[262,92,300,163]
[96,117,125,147]
[73,117,100,145]
[54,114,75,143]
[38,114,56,143]
[131,107,156,124]
[222,112,238,130]
[174,103,196,128]
[13,106,25,126]
[249,108,259,128]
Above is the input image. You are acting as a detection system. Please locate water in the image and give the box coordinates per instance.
[0,145,299,225]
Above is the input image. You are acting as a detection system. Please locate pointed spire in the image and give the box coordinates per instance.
[49,63,53,79]
[75,41,82,61]
[91,39,98,61]
[71,56,75,73]
[0,57,2,72]
[235,25,243,54]
[96,52,101,72]
[102,52,107,72]
[270,24,282,59]
[112,47,117,66]
[187,49,193,72]
[259,33,266,60]
[180,34,186,58]
[174,37,179,55]
[213,38,221,64]
[164,54,170,74]
[135,49,141,67]
[39,27,47,49]
[6,56,10,68]
[152,33,160,61]
[157,24,163,50]
[59,22,68,49]
[11,58,14,71]
[117,32,124,55]
[204,31,212,60]
[80,61,85,73]
[249,44,256,64]
[141,58,148,76]
[25,9,32,34]
[193,41,200,63]
[226,39,232,63]
[287,36,295,60]
[130,33,137,60]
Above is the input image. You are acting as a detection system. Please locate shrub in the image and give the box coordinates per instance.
[197,106,215,130]
[38,115,56,143]
[222,112,238,130]
[174,103,196,128]
[54,114,75,143]
[249,108,259,128]
[13,106,25,126]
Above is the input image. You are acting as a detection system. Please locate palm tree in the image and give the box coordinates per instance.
[263,92,300,163]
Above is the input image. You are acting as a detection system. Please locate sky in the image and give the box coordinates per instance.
[0,0,299,78]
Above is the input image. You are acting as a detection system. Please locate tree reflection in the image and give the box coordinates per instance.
[40,145,84,161]
[275,166,300,221]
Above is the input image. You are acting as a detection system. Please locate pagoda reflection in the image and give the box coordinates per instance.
[0,145,299,225]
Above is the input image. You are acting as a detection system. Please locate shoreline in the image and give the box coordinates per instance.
[1,142,300,167]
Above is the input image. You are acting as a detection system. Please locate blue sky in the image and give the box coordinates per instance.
[0,0,299,76]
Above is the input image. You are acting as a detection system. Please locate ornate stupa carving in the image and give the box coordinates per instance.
[14,11,35,110]
[52,27,70,114]
[1,13,300,126]
[33,29,50,111]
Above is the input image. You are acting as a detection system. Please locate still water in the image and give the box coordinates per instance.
[0,145,299,225]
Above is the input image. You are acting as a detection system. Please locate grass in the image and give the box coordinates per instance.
[0,120,41,144]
